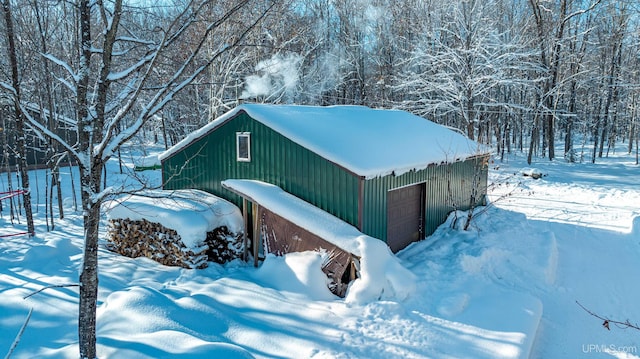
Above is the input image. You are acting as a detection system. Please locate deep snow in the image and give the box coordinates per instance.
[1,143,639,358]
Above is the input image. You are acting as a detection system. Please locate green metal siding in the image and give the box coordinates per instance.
[361,156,488,243]
[163,109,489,247]
[162,111,361,228]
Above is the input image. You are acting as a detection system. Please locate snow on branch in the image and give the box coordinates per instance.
[41,53,78,84]
[115,36,156,46]
[157,0,242,49]
[106,53,155,82]
[97,40,167,161]
[91,185,120,205]
[0,81,17,96]
[97,1,275,163]
[104,77,138,115]
[100,116,144,162]
[18,103,82,165]
[563,0,602,25]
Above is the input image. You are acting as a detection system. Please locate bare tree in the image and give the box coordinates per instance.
[561,9,593,156]
[5,0,276,357]
[1,0,35,236]
[397,0,537,142]
[527,0,601,162]
[595,3,628,160]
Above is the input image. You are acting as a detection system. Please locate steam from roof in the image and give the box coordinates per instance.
[241,53,303,101]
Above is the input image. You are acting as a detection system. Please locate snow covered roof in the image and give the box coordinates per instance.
[222,179,365,256]
[104,189,243,250]
[222,179,417,303]
[24,102,76,128]
[160,104,488,179]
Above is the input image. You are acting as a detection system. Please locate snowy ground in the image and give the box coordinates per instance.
[1,143,639,358]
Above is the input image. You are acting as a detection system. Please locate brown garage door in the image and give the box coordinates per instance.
[387,183,425,253]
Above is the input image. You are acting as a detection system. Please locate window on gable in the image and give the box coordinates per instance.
[236,132,251,162]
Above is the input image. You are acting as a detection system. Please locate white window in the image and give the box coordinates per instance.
[236,132,251,162]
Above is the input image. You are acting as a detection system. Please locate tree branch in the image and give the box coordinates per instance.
[576,301,640,331]
[3,308,33,359]
[23,284,79,300]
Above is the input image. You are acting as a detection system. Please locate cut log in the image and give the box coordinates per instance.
[106,218,243,269]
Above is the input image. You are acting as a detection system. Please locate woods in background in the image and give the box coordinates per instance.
[2,0,638,167]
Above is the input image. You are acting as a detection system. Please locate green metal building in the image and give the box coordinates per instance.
[160,104,489,253]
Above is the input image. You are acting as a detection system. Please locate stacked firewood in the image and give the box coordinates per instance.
[107,218,244,269]
[205,226,246,264]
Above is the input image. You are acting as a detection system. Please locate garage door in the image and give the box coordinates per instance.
[386,183,425,253]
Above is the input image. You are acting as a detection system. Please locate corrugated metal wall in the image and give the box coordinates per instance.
[162,111,361,228]
[361,156,488,242]
[163,110,489,247]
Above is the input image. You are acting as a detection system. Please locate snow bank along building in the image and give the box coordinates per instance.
[160,104,488,289]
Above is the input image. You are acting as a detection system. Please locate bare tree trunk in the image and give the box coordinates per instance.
[77,0,124,353]
[598,8,626,158]
[77,0,98,356]
[629,94,637,154]
[606,100,619,157]
[1,0,35,236]
[565,79,577,153]
[636,126,640,165]
[49,171,54,230]
[56,169,64,218]
[78,173,102,359]
[529,0,561,162]
[599,55,616,158]
[33,0,65,220]
[527,121,538,165]
[68,152,78,212]
[592,113,600,164]
[529,0,601,161]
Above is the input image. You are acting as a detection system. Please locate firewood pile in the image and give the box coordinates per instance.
[106,218,244,269]
[205,226,246,264]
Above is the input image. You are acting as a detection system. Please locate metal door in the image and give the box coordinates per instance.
[386,183,425,252]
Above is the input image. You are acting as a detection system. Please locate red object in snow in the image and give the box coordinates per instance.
[0,189,34,238]
[0,189,26,201]
[0,231,32,238]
